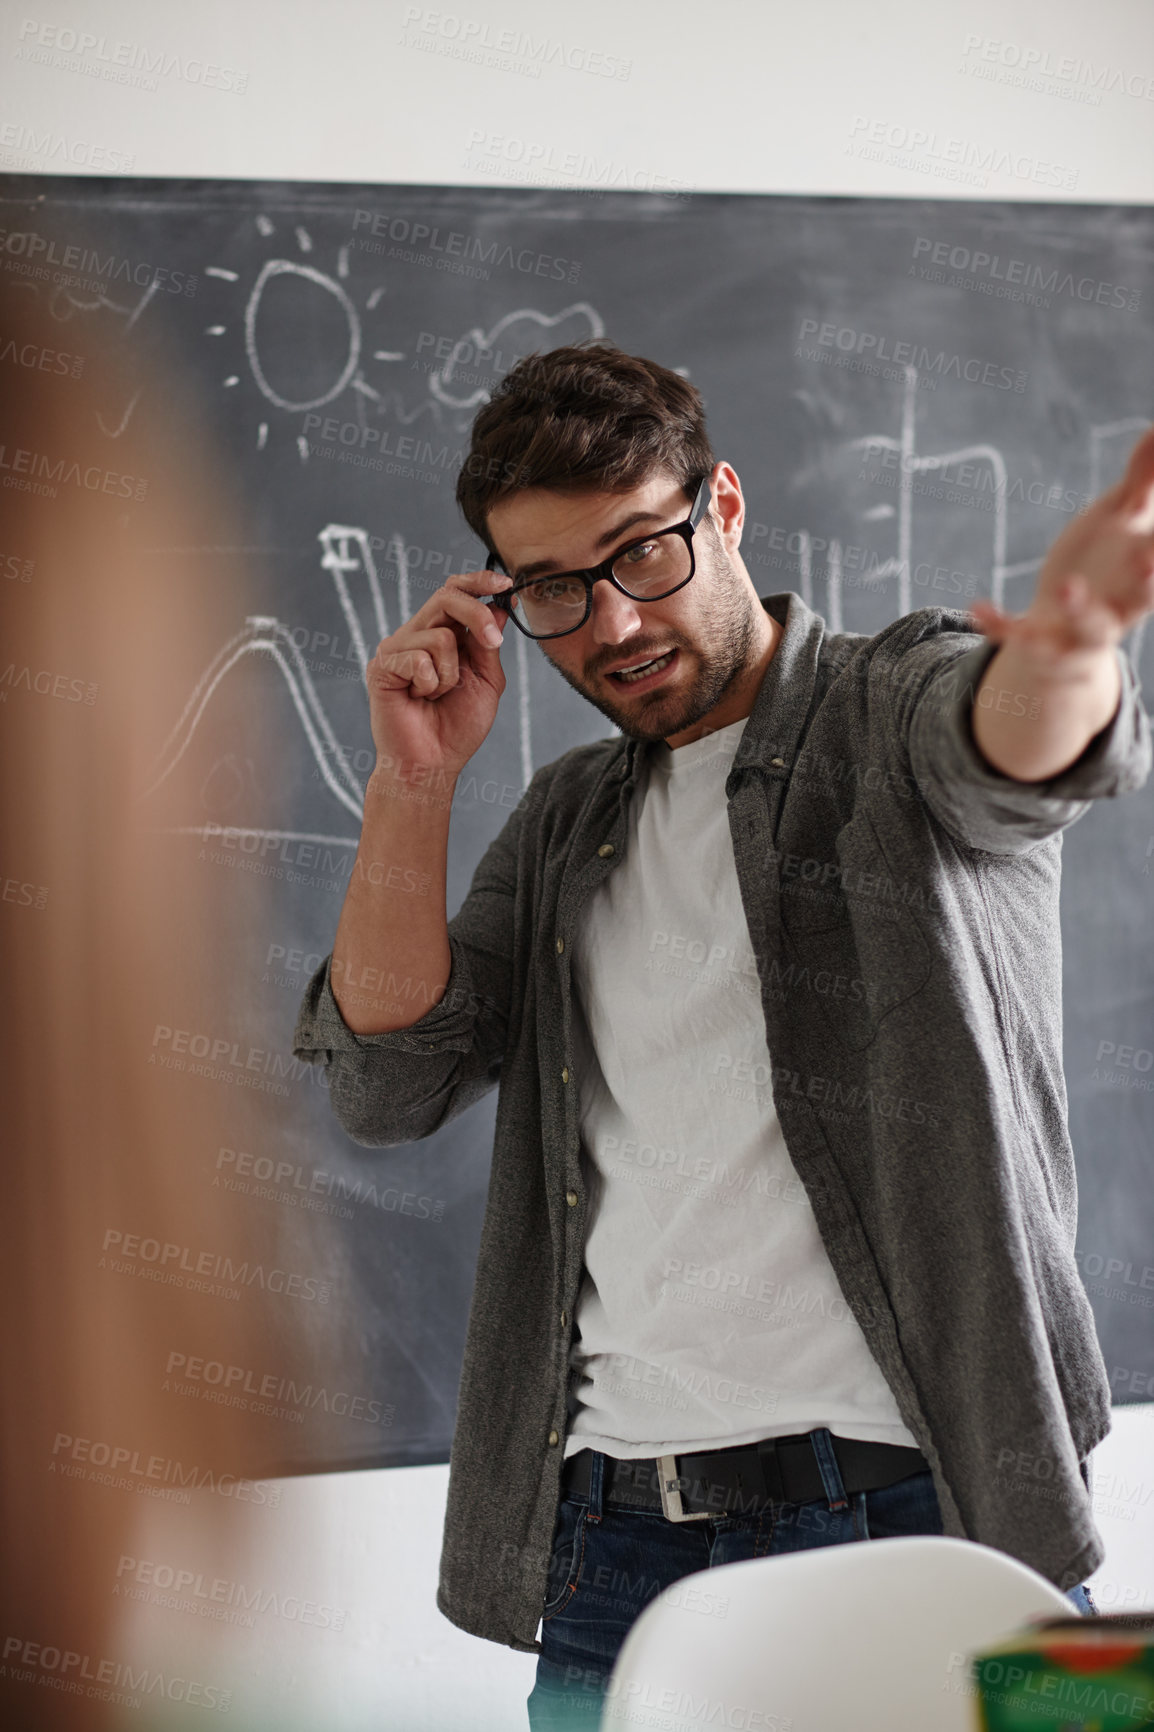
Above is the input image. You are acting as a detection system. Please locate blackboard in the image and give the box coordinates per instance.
[4,174,1151,1471]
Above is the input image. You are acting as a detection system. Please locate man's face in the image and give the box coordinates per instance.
[485,463,763,745]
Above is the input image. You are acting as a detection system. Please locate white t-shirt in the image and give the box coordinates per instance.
[563,714,920,1459]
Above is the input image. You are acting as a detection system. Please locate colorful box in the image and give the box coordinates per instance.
[972,1613,1154,1730]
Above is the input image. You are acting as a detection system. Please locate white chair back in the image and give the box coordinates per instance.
[598,1535,1074,1732]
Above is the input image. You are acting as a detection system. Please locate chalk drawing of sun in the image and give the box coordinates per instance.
[202,214,611,464]
[202,214,405,463]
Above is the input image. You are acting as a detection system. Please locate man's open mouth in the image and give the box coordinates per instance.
[606,649,678,686]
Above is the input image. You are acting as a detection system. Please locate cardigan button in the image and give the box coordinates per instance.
[566,1189,579,1207]
[556,936,564,953]
[561,1067,569,1083]
[560,1309,567,1327]
[770,756,785,767]
[548,1429,560,1447]
[598,842,615,857]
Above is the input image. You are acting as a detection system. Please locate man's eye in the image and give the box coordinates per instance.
[619,540,658,566]
[523,577,583,602]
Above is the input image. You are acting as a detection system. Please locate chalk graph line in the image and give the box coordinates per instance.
[142,610,365,822]
[791,366,1149,669]
[144,518,537,845]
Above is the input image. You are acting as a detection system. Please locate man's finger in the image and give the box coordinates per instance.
[1125,477,1154,536]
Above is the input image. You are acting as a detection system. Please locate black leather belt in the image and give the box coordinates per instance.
[561,1431,929,1522]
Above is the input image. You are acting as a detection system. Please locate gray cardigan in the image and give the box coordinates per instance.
[293,591,1152,1653]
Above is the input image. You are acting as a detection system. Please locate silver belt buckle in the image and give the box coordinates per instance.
[657,1454,713,1523]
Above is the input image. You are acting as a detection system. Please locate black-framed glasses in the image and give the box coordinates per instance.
[482,473,713,640]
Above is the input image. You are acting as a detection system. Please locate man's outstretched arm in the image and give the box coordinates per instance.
[969,422,1154,783]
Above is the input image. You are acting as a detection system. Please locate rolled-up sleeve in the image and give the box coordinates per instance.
[292,786,531,1146]
[904,631,1152,856]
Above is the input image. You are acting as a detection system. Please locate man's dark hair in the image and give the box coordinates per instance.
[455,340,715,556]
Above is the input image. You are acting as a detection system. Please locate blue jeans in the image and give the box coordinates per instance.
[527,1431,1097,1730]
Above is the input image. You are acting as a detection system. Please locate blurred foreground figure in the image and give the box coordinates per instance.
[0,271,280,1730]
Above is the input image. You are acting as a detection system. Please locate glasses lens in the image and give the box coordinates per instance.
[508,574,589,638]
[509,534,692,639]
[611,533,691,598]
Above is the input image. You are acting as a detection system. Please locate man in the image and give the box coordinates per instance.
[293,342,1153,1727]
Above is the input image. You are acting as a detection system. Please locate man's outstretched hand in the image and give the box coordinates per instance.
[969,422,1154,677]
[966,423,1154,782]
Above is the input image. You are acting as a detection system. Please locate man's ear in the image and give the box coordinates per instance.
[710,462,745,546]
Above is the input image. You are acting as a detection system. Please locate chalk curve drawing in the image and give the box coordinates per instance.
[244,258,363,412]
[429,302,605,409]
[141,613,366,825]
[143,519,537,847]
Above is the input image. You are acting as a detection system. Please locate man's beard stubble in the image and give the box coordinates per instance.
[541,531,760,743]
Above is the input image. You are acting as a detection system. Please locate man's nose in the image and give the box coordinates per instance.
[588,579,646,645]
